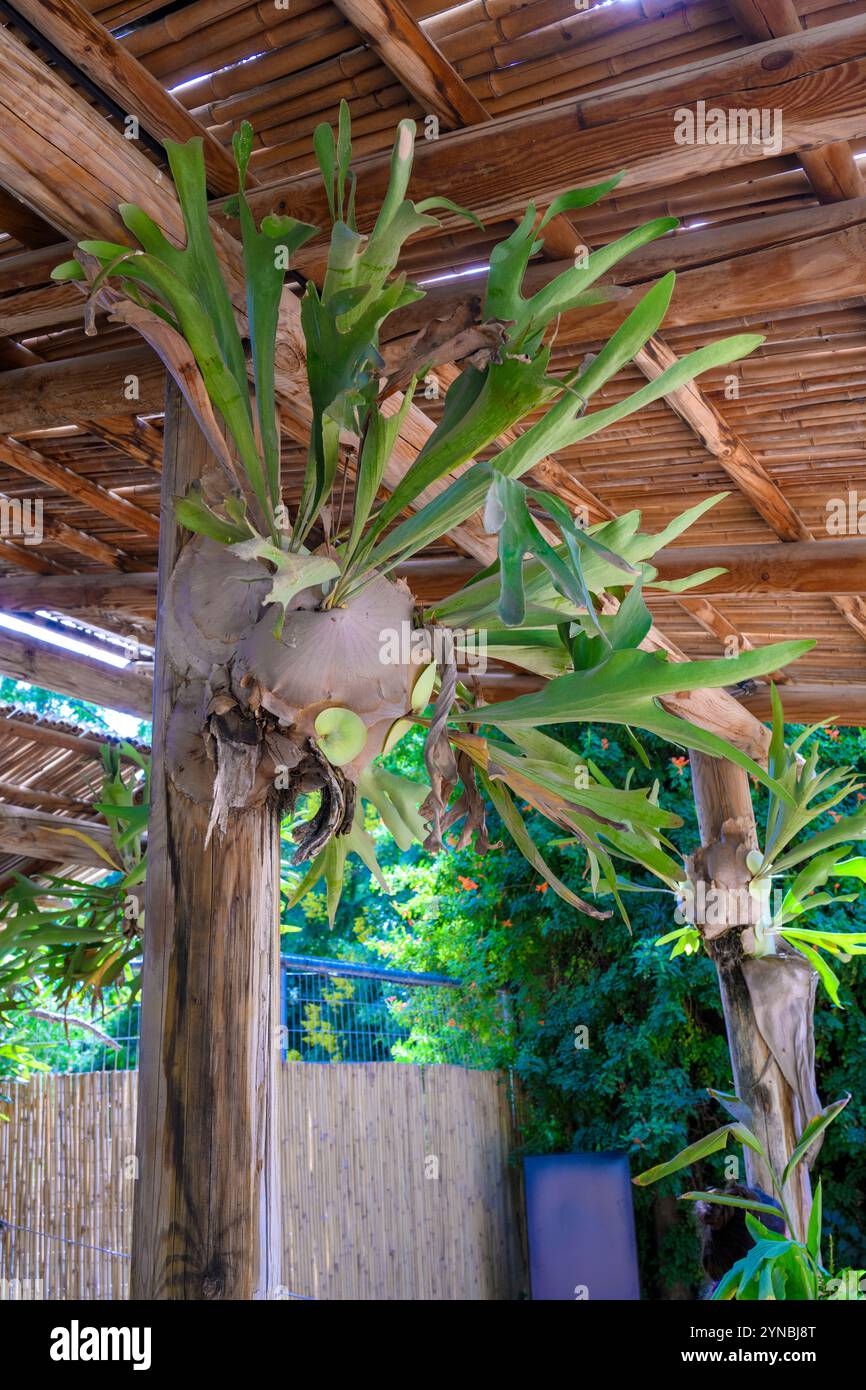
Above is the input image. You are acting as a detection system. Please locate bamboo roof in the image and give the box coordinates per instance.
[0,0,865,866]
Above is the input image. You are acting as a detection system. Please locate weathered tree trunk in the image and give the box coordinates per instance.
[688,752,816,1241]
[131,383,282,1299]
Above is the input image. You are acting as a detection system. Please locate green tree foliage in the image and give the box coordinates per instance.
[283,721,866,1296]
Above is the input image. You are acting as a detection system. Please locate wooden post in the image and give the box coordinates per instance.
[688,752,815,1241]
[131,383,282,1299]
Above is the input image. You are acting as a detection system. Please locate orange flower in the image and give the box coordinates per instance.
[601,737,609,749]
[457,874,478,891]
[535,882,549,894]
[502,919,513,927]
[827,727,840,740]
[670,755,688,775]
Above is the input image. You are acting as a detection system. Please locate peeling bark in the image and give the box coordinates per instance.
[688,753,817,1240]
[132,385,283,1299]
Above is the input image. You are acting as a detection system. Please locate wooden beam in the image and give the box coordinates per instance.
[330,0,488,127]
[0,570,157,616]
[547,221,866,346]
[634,338,807,542]
[0,802,114,864]
[650,539,866,597]
[132,382,281,1300]
[727,0,866,203]
[0,281,85,335]
[742,684,866,725]
[240,17,866,234]
[0,711,149,759]
[382,198,866,353]
[0,348,165,434]
[6,0,243,196]
[0,185,57,246]
[387,196,866,337]
[9,534,858,622]
[0,780,94,814]
[0,628,152,718]
[403,539,866,600]
[0,240,73,294]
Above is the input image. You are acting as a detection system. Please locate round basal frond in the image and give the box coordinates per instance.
[235,569,419,775]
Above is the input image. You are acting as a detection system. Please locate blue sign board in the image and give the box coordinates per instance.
[524,1152,641,1300]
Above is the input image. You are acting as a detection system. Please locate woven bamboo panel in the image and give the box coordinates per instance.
[0,1070,136,1300]
[0,1063,525,1300]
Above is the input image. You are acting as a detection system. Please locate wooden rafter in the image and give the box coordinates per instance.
[633,267,866,648]
[330,0,488,127]
[0,801,114,864]
[726,0,866,204]
[5,0,244,196]
[242,18,866,234]
[0,627,152,718]
[0,436,159,538]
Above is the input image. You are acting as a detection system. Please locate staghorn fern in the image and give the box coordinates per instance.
[50,104,814,926]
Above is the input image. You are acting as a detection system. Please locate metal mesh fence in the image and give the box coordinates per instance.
[10,956,508,1074]
[279,955,496,1066]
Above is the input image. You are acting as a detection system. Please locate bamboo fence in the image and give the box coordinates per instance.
[0,1063,525,1300]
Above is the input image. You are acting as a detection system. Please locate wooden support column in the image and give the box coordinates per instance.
[131,383,282,1300]
[688,752,815,1241]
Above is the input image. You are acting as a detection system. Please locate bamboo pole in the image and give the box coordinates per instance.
[154,3,342,89]
[190,47,380,126]
[121,0,255,59]
[176,20,355,105]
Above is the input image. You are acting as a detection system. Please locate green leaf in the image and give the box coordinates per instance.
[481,773,610,918]
[679,1191,786,1221]
[784,938,842,1006]
[229,538,339,636]
[174,487,252,544]
[451,643,815,804]
[806,1178,822,1263]
[51,258,86,282]
[314,119,338,221]
[632,1124,747,1186]
[231,129,318,508]
[782,1095,850,1186]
